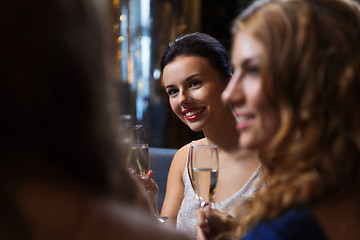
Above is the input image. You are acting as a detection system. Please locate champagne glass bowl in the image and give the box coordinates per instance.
[190,144,219,207]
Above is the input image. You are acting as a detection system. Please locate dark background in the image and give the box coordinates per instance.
[201,0,254,50]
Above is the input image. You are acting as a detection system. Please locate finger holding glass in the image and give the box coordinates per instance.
[190,144,219,208]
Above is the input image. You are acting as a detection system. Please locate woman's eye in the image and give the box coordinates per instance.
[167,89,178,96]
[189,80,202,88]
[245,66,260,76]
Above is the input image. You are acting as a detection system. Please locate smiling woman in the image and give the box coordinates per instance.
[137,32,263,240]
[163,56,228,132]
[222,31,280,150]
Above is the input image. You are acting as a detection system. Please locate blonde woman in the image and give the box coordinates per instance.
[197,0,360,239]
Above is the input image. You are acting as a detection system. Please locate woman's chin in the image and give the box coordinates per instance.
[239,138,260,151]
[188,126,202,132]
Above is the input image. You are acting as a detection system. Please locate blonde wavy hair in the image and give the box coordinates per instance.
[230,0,360,237]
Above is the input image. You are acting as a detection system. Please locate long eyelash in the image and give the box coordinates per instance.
[247,66,259,72]
[243,63,260,75]
[241,57,260,73]
[190,80,202,86]
[167,89,176,95]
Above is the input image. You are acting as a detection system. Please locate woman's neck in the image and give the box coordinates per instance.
[202,110,240,151]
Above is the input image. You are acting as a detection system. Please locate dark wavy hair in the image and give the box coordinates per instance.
[160,32,232,81]
[231,0,360,236]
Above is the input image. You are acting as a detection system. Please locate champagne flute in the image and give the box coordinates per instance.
[127,125,150,176]
[190,144,219,207]
[126,125,166,223]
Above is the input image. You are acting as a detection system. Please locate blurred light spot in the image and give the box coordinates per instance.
[153,68,161,80]
[138,79,144,90]
[117,36,124,44]
[135,50,141,58]
[120,14,127,21]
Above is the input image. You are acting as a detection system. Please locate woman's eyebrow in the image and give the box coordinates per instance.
[232,54,260,68]
[184,73,200,82]
[242,56,261,67]
[164,73,200,89]
[165,84,175,90]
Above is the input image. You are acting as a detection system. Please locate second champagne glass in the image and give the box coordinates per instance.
[127,125,150,176]
[190,144,219,207]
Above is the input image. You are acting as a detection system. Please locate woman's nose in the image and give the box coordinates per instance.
[222,74,243,105]
[178,91,191,106]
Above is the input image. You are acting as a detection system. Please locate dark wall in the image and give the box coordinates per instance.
[201,0,254,51]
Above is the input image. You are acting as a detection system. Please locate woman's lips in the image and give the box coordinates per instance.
[234,115,255,131]
[182,107,205,120]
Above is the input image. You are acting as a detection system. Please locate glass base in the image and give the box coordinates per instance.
[157,216,169,224]
[200,202,210,208]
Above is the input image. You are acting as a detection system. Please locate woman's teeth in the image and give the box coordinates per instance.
[185,108,203,116]
[235,116,251,123]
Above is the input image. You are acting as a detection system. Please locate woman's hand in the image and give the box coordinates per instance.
[129,169,159,215]
[140,170,159,200]
[195,205,239,240]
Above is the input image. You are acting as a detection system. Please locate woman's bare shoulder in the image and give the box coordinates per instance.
[193,138,207,145]
[171,138,206,170]
[176,138,207,155]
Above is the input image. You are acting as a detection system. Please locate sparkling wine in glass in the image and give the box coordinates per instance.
[127,125,150,176]
[190,144,219,207]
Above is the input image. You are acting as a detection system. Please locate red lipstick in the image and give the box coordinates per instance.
[182,107,205,121]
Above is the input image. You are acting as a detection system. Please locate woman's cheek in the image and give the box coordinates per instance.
[170,99,181,116]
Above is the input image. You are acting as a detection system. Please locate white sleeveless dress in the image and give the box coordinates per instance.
[176,145,263,240]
